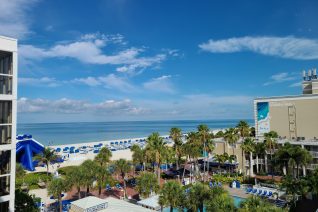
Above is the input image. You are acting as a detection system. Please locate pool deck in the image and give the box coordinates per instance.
[223,186,251,198]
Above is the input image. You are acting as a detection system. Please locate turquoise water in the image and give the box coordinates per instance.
[17,119,253,145]
[232,195,245,208]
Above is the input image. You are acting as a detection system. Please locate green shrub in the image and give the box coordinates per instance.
[57,166,77,176]
[16,172,52,190]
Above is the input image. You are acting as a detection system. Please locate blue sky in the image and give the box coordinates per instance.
[2,0,318,123]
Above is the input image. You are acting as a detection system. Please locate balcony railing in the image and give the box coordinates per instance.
[307,164,318,170]
[309,151,318,158]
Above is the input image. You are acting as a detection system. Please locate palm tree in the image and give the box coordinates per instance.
[185,182,210,212]
[81,160,97,196]
[114,158,131,198]
[236,120,250,138]
[95,165,110,196]
[228,154,236,174]
[170,127,183,170]
[205,139,215,178]
[308,168,318,196]
[197,124,210,181]
[33,147,58,176]
[224,128,239,156]
[183,132,201,182]
[241,138,255,176]
[215,154,226,171]
[95,147,112,167]
[264,131,278,160]
[159,181,184,212]
[131,144,145,173]
[239,196,284,212]
[145,132,167,184]
[206,192,235,211]
[66,166,85,199]
[136,172,159,198]
[254,142,266,174]
[48,178,67,212]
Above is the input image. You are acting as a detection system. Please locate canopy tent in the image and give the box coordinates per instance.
[69,196,108,212]
[16,134,44,171]
[137,195,161,211]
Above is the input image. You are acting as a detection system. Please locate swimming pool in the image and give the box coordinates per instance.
[231,195,245,208]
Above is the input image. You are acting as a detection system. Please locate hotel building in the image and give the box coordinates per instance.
[253,69,318,176]
[0,36,18,212]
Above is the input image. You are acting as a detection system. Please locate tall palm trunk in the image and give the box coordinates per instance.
[170,206,173,212]
[123,175,127,198]
[46,162,49,176]
[157,165,161,185]
[58,196,62,212]
[242,151,245,175]
[256,154,259,174]
[77,186,81,199]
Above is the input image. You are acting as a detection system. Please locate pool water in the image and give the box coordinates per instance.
[232,196,245,208]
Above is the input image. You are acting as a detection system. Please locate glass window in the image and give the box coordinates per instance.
[0,201,9,212]
[0,175,10,197]
[0,150,11,175]
[0,125,11,145]
[0,51,12,75]
[0,75,12,95]
[0,101,12,124]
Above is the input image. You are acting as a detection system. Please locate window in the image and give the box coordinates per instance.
[0,51,12,75]
[0,101,12,124]
[0,125,11,145]
[0,150,11,175]
[0,201,9,212]
[0,175,10,197]
[0,75,12,95]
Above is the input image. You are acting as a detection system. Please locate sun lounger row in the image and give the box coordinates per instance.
[209,181,222,188]
[246,187,273,197]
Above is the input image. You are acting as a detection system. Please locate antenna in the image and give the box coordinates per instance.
[313,68,317,79]
[308,69,312,80]
[303,70,307,81]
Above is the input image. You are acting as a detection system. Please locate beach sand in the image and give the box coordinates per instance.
[33,129,224,173]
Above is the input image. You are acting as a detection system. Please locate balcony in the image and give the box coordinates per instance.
[308,164,318,170]
[309,151,318,158]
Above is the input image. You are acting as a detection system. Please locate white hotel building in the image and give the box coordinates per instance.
[0,36,18,212]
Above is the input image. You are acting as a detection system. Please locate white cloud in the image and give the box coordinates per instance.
[71,74,135,92]
[289,82,302,87]
[0,0,38,39]
[19,33,168,74]
[199,36,318,60]
[19,77,59,87]
[263,72,297,86]
[143,75,175,94]
[18,97,147,115]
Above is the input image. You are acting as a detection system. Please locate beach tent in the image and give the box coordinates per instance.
[137,195,161,211]
[16,134,44,171]
[69,196,108,212]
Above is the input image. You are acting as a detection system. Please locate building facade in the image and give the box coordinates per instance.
[0,36,17,212]
[252,70,318,176]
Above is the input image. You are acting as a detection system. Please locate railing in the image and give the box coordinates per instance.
[309,151,318,158]
[307,164,318,170]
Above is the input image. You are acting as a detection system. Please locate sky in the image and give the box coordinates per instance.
[1,0,318,123]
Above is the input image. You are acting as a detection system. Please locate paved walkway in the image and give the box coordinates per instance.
[223,185,251,198]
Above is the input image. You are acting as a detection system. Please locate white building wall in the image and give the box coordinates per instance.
[0,36,17,212]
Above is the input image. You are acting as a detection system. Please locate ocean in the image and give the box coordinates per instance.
[17,119,254,146]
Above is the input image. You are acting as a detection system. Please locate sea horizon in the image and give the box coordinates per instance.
[17,119,254,146]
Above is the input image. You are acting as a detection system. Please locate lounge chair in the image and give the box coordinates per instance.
[252,189,257,194]
[218,182,222,187]
[257,190,262,195]
[266,191,273,198]
[106,184,112,191]
[261,190,267,196]
[116,183,123,190]
[93,149,100,154]
[246,188,252,193]
[209,181,213,188]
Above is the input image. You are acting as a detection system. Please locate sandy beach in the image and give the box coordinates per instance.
[32,129,225,173]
